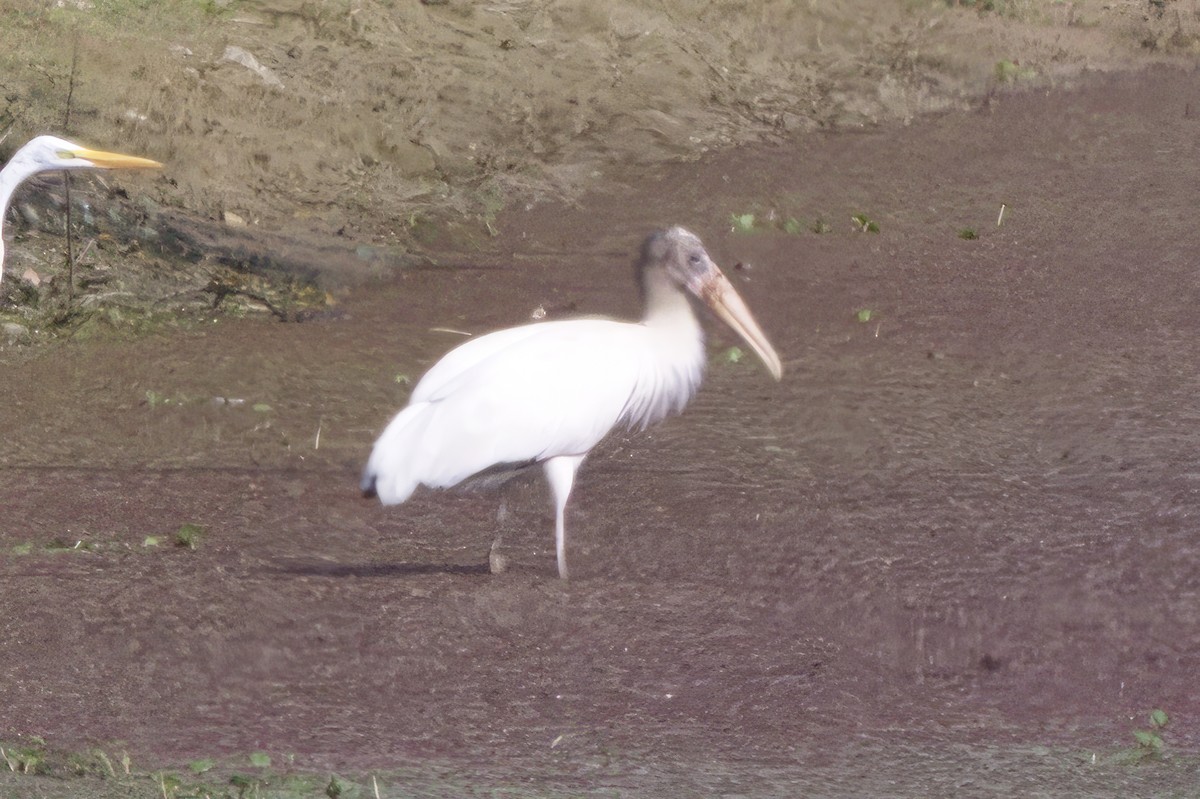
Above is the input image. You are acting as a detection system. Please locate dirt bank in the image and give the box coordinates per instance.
[1,1,1197,281]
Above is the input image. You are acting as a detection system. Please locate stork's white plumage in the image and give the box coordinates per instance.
[362,226,782,578]
[0,135,162,281]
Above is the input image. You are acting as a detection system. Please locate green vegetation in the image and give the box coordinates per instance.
[850,213,879,234]
[730,213,757,233]
[0,738,462,799]
[9,538,96,555]
[958,228,978,240]
[994,59,1037,83]
[6,526,212,555]
[781,216,805,235]
[729,209,835,235]
[0,738,47,774]
[1112,709,1172,764]
[174,523,204,550]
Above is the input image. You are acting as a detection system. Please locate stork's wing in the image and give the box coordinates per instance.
[364,320,669,504]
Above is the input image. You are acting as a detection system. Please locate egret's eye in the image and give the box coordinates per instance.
[688,253,703,268]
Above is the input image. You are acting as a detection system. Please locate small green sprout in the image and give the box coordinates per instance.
[145,390,169,408]
[958,228,978,240]
[1113,708,1172,764]
[994,59,1035,83]
[174,523,204,550]
[724,346,744,364]
[189,758,216,775]
[851,214,879,233]
[730,213,757,233]
[249,752,271,769]
[782,217,804,235]
[856,309,874,323]
[156,772,181,798]
[1131,709,1170,759]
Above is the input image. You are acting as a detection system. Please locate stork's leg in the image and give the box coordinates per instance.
[543,454,586,580]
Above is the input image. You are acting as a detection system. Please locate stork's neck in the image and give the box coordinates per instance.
[639,263,706,374]
[640,265,702,336]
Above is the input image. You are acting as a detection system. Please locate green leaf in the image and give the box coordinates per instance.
[1150,709,1169,728]
[1132,729,1163,750]
[174,523,204,550]
[730,213,756,233]
[252,403,273,413]
[189,758,216,774]
[156,772,182,792]
[856,309,874,323]
[958,228,978,240]
[724,346,744,364]
[142,536,160,548]
[249,751,271,768]
[782,217,804,235]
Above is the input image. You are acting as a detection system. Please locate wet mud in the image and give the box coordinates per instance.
[3,65,1200,796]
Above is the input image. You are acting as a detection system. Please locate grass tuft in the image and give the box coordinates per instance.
[174,523,204,550]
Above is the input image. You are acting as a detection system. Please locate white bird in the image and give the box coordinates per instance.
[0,135,162,282]
[362,226,782,579]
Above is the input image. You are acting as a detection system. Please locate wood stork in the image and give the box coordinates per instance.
[0,135,162,281]
[362,226,782,578]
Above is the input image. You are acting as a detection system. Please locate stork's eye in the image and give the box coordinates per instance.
[687,253,703,268]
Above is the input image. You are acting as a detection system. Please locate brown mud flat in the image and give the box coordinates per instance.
[2,65,1200,796]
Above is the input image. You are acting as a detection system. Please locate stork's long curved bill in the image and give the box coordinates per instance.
[703,270,783,381]
[71,147,162,170]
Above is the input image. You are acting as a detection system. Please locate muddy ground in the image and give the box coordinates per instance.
[2,1,1200,798]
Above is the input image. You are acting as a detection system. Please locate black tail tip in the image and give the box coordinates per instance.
[360,472,378,499]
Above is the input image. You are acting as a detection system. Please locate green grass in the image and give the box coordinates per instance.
[994,59,1038,83]
[6,526,210,555]
[850,213,879,234]
[174,523,204,550]
[729,209,832,235]
[0,738,595,799]
[1110,709,1172,765]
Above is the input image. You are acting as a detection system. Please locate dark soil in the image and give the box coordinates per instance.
[2,3,1200,798]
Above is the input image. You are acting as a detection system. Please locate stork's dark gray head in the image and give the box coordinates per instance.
[638,226,705,287]
[636,226,782,381]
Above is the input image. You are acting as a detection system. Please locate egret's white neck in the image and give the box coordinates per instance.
[0,151,49,281]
